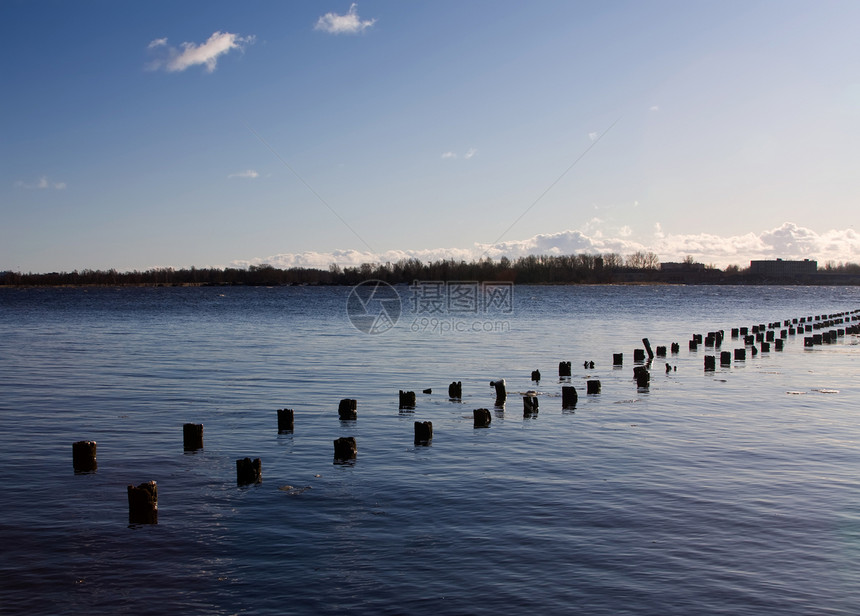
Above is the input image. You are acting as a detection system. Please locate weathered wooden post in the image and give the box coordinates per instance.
[689,339,698,350]
[448,381,462,399]
[804,336,814,347]
[761,342,770,352]
[774,339,784,351]
[634,366,650,388]
[73,440,97,473]
[633,348,646,362]
[587,380,601,394]
[490,379,506,405]
[642,338,655,360]
[277,409,294,433]
[720,351,731,366]
[338,399,357,420]
[236,458,262,485]
[613,353,623,366]
[558,361,572,377]
[473,408,491,428]
[655,346,667,357]
[731,328,739,338]
[333,437,357,461]
[671,342,680,354]
[562,385,578,409]
[734,348,746,361]
[414,421,432,445]
[183,423,203,451]
[704,355,716,371]
[128,481,157,524]
[531,369,541,382]
[399,390,416,409]
[523,395,539,416]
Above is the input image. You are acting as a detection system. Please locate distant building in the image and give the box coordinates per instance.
[749,258,817,277]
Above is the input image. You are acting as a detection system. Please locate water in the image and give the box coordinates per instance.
[1,285,859,615]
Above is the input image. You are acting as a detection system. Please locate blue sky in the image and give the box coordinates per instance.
[2,0,858,273]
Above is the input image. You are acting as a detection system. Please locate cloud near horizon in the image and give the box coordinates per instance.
[147,31,255,73]
[315,4,376,34]
[231,222,859,270]
[228,169,259,179]
[15,176,66,190]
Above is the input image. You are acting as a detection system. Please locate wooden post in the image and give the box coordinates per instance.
[523,395,539,416]
[704,355,716,371]
[236,458,262,485]
[448,381,462,399]
[613,353,623,366]
[734,348,746,360]
[414,421,432,445]
[633,366,650,388]
[399,390,416,409]
[338,399,357,420]
[633,349,646,362]
[562,385,578,409]
[558,361,571,377]
[473,408,491,428]
[720,351,731,366]
[127,481,157,524]
[490,379,506,405]
[531,369,541,382]
[587,380,601,394]
[183,423,203,451]
[671,342,680,354]
[72,440,97,473]
[775,339,784,351]
[277,409,294,433]
[655,346,667,357]
[642,338,654,360]
[333,437,357,461]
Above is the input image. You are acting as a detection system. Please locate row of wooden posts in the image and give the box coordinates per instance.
[72,308,860,524]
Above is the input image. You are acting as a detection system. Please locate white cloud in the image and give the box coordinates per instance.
[315,3,376,35]
[442,148,477,160]
[147,31,255,73]
[232,222,860,270]
[15,175,66,190]
[229,169,259,179]
[649,105,660,111]
[588,132,599,141]
[619,226,632,237]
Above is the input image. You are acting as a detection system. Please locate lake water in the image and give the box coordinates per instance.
[1,284,859,615]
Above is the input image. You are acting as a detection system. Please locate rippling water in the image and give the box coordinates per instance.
[1,285,859,615]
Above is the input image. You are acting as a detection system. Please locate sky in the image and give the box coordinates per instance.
[2,0,859,273]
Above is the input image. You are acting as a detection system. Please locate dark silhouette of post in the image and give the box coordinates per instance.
[127,481,157,524]
[183,423,203,451]
[73,440,97,473]
[236,458,262,485]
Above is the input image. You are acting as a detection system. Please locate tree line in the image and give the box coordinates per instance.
[1,252,858,287]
